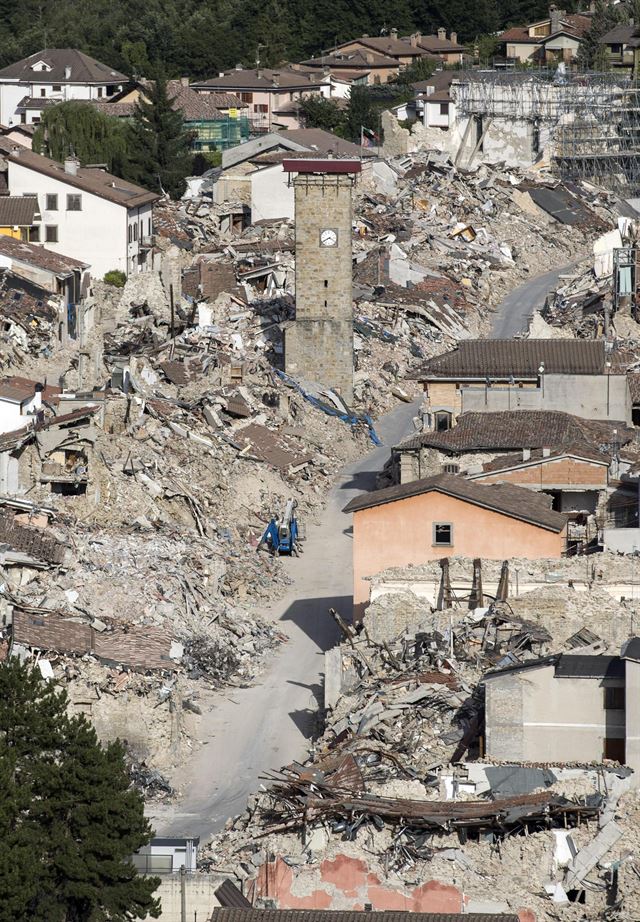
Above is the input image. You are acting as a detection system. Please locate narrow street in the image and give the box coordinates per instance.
[490,262,578,337]
[152,397,420,839]
[152,263,572,841]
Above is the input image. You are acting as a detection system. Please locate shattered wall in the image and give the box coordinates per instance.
[251,854,534,921]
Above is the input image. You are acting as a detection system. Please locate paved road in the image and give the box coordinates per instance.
[151,398,421,840]
[490,263,577,338]
[151,262,576,841]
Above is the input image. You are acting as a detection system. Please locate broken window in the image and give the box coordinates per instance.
[433,523,453,547]
[603,737,625,763]
[604,687,625,709]
[434,410,452,431]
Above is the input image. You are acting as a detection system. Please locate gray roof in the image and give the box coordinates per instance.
[410,339,608,379]
[621,637,640,661]
[0,49,127,84]
[600,24,640,48]
[0,195,40,226]
[555,655,624,679]
[212,911,518,922]
[342,471,566,532]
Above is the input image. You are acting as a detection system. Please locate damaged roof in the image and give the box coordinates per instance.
[212,912,519,922]
[12,607,177,671]
[0,233,88,275]
[473,442,611,475]
[409,339,609,379]
[0,514,66,564]
[343,472,567,532]
[398,411,633,454]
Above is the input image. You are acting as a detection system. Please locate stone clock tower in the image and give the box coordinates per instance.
[283,158,360,403]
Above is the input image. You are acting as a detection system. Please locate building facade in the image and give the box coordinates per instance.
[484,643,640,776]
[0,49,126,126]
[343,473,567,619]
[6,148,157,278]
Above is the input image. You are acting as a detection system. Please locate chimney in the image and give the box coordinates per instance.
[450,31,458,45]
[64,65,71,80]
[272,71,280,86]
[366,52,375,63]
[549,5,565,33]
[523,448,531,461]
[438,27,446,41]
[390,28,398,39]
[542,447,551,458]
[180,76,189,87]
[64,156,79,176]
[33,382,44,411]
[410,32,422,47]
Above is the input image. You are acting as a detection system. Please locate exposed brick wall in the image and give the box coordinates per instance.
[251,854,536,920]
[477,457,608,488]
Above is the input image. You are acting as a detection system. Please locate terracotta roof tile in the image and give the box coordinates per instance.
[409,339,608,379]
[0,234,87,274]
[398,411,634,454]
[8,148,158,208]
[0,196,39,226]
[212,911,519,922]
[343,470,566,532]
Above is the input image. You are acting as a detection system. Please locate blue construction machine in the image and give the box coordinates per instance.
[259,499,301,556]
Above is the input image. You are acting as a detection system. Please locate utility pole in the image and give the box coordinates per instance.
[180,865,187,922]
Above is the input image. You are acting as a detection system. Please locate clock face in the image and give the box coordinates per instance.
[320,228,338,247]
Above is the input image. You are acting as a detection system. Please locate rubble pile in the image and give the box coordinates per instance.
[203,601,640,920]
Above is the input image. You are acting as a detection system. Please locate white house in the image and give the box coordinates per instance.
[5,147,158,278]
[251,163,295,221]
[419,89,455,129]
[0,49,127,127]
[0,377,46,435]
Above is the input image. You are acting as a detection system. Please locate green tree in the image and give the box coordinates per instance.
[121,40,153,78]
[577,0,625,70]
[472,33,499,66]
[395,55,437,85]
[0,658,160,922]
[299,95,347,134]
[128,71,192,198]
[32,101,131,176]
[346,85,378,143]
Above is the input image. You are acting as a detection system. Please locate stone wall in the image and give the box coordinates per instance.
[285,174,354,401]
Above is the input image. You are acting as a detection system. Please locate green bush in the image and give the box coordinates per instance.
[103,270,127,288]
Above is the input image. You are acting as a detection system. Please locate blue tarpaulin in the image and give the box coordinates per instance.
[276,370,381,446]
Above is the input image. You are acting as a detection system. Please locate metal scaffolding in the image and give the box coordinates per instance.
[455,70,640,193]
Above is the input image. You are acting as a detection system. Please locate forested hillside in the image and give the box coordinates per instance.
[0,0,574,80]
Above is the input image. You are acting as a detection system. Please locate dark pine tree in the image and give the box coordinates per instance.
[128,70,193,198]
[0,658,160,922]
